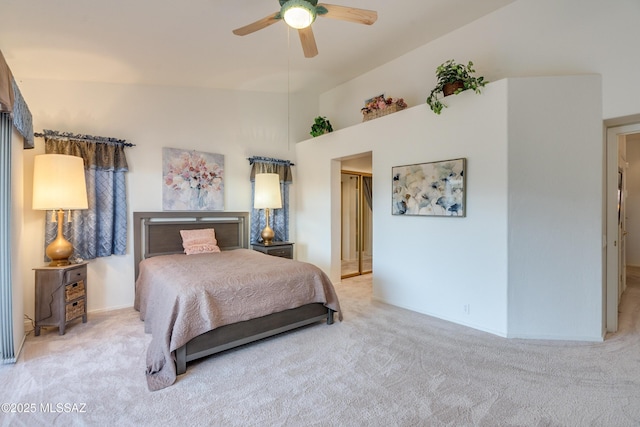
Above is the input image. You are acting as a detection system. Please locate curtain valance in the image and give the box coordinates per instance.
[248,156,294,183]
[0,50,34,149]
[38,130,130,171]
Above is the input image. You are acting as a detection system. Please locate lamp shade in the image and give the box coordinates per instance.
[281,0,316,29]
[32,154,88,210]
[254,173,282,209]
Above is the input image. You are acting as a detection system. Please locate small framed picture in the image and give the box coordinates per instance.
[364,93,385,108]
[392,158,466,217]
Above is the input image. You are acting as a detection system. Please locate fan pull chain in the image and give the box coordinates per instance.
[287,25,291,152]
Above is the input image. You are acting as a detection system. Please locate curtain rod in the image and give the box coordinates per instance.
[35,130,135,147]
[247,156,294,166]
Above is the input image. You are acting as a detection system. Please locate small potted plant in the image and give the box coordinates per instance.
[310,116,334,137]
[426,60,487,114]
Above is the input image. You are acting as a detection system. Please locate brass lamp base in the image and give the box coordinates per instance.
[261,225,275,246]
[46,209,74,266]
[261,207,275,245]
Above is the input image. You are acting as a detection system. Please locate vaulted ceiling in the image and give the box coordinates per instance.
[1,0,513,94]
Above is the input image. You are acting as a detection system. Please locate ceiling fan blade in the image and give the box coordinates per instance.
[318,3,378,25]
[232,12,281,36]
[298,27,318,58]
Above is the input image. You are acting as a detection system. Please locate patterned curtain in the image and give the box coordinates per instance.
[41,130,131,262]
[248,156,293,243]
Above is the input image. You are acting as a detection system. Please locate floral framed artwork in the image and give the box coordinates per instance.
[392,158,466,217]
[162,148,224,210]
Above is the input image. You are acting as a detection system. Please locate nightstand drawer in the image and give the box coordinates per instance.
[65,280,85,302]
[65,299,85,322]
[64,267,87,285]
[267,247,292,258]
[252,242,294,259]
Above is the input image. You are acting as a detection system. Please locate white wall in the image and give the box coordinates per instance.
[18,79,316,318]
[506,75,603,340]
[341,154,372,174]
[296,76,603,340]
[319,0,640,127]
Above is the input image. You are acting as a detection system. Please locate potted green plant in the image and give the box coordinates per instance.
[426,60,487,114]
[310,116,333,137]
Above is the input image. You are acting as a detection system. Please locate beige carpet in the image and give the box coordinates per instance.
[1,273,640,426]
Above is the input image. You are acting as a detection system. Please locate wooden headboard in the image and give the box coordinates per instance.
[133,211,249,279]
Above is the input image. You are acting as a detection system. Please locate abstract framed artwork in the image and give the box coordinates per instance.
[392,158,466,217]
[162,147,224,211]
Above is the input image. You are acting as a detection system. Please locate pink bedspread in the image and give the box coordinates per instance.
[134,249,341,391]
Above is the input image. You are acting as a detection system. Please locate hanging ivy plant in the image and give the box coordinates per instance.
[426,60,487,114]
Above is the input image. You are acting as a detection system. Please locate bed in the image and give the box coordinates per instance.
[133,211,341,391]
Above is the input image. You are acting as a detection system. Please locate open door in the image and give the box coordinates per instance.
[606,124,640,332]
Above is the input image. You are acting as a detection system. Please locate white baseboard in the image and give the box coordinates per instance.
[23,320,34,334]
[88,304,133,315]
[22,305,134,335]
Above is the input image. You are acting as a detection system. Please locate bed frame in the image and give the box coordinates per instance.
[133,211,335,375]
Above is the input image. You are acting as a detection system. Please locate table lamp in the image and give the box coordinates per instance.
[254,173,282,245]
[32,154,88,266]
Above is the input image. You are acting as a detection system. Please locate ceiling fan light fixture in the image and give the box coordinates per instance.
[281,0,316,29]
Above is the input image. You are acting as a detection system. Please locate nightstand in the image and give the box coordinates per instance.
[252,241,294,259]
[34,262,88,336]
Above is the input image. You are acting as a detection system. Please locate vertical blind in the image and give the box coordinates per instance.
[0,112,15,364]
[0,49,31,364]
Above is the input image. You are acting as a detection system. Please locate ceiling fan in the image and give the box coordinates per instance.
[232,0,378,58]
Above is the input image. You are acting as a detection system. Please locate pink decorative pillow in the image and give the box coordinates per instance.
[180,228,221,255]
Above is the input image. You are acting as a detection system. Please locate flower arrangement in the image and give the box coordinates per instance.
[361,95,407,115]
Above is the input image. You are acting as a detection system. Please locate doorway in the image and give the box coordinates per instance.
[606,124,640,332]
[341,154,373,278]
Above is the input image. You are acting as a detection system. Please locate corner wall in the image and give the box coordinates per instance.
[297,79,510,336]
[297,76,603,340]
[506,75,603,340]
